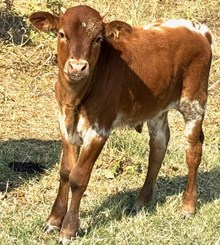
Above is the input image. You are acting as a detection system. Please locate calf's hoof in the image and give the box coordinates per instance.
[181,208,195,219]
[59,234,75,245]
[181,204,196,219]
[43,223,60,233]
[182,191,196,218]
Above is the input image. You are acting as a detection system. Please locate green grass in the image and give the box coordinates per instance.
[0,0,220,244]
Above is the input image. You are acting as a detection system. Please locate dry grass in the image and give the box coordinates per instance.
[0,0,220,244]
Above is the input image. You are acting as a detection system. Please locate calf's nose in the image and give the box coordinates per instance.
[65,59,89,75]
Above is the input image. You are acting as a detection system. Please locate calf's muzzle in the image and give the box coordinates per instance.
[64,58,89,80]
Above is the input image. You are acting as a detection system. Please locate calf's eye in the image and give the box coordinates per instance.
[59,31,65,39]
[94,36,103,44]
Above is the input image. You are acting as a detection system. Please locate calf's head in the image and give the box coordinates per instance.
[29,5,104,82]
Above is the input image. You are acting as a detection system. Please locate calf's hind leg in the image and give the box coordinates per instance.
[180,98,206,217]
[135,112,170,210]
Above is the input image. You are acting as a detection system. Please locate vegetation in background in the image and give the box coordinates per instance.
[0,0,219,244]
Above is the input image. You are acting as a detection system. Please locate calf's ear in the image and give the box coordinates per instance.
[29,11,59,32]
[104,20,133,39]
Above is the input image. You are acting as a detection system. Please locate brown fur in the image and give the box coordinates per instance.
[29,5,212,243]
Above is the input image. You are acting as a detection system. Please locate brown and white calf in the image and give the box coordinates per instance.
[29,5,212,243]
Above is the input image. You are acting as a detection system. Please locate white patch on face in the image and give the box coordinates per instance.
[81,22,87,27]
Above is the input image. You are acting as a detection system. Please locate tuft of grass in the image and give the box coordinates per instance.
[0,0,220,245]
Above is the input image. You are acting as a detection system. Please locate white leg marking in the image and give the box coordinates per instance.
[180,99,205,149]
[148,114,168,149]
[185,120,198,137]
[180,98,205,121]
[59,109,69,141]
[59,108,82,145]
[83,123,110,148]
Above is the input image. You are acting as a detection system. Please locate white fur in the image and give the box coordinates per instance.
[59,111,109,146]
[83,123,110,147]
[83,127,100,147]
[185,120,197,137]
[143,19,212,45]
[59,108,82,145]
[147,115,168,149]
[77,114,87,136]
[180,99,204,138]
[180,98,205,121]
[161,19,196,30]
[143,23,158,30]
[61,7,66,14]
[59,108,68,140]
[162,19,212,43]
[191,100,205,119]
[81,22,87,27]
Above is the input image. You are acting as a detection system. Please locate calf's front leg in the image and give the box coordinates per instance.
[59,132,107,244]
[45,140,79,232]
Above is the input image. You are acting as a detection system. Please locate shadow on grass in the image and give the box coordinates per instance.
[0,138,219,236]
[81,166,220,235]
[0,138,61,193]
[0,0,64,46]
[0,8,31,45]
